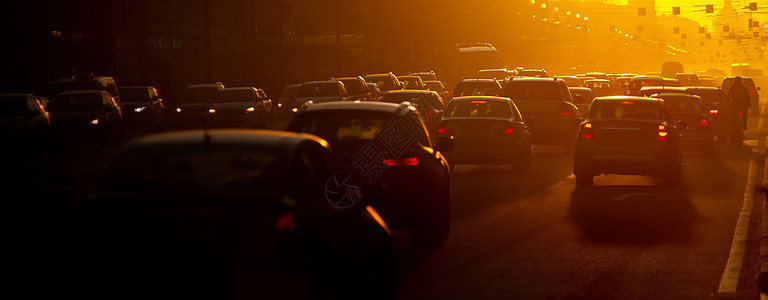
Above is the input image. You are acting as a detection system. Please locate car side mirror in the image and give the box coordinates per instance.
[435,136,454,152]
[758,87,762,91]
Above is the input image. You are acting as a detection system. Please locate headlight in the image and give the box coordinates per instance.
[246,106,255,112]
[291,108,298,113]
[175,107,182,113]
[208,108,216,114]
[90,119,100,125]
[134,106,147,113]
[277,103,283,108]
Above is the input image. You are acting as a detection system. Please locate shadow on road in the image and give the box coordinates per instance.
[568,184,700,245]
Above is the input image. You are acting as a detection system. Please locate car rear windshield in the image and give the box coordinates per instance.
[118,88,151,103]
[587,101,662,120]
[337,79,363,94]
[297,83,340,97]
[292,111,393,141]
[48,81,101,97]
[454,82,500,97]
[48,94,102,112]
[213,89,253,103]
[501,81,560,101]
[0,96,32,116]
[100,146,284,192]
[445,100,511,118]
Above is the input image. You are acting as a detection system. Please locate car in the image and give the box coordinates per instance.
[47,72,120,105]
[626,76,680,95]
[409,70,438,81]
[74,129,395,299]
[558,75,582,87]
[517,69,549,78]
[424,80,450,105]
[684,86,727,142]
[117,86,165,133]
[721,76,761,114]
[0,93,51,145]
[499,77,580,153]
[276,83,301,119]
[172,82,225,129]
[436,96,531,170]
[675,73,700,86]
[476,68,513,81]
[363,73,405,92]
[650,93,714,155]
[47,90,123,146]
[286,101,453,247]
[637,86,688,97]
[568,87,594,118]
[294,80,351,106]
[613,76,634,94]
[380,90,444,135]
[208,87,272,128]
[452,78,502,98]
[366,82,382,101]
[585,72,610,81]
[397,75,428,90]
[696,75,719,87]
[573,96,683,186]
[584,79,613,97]
[333,76,375,101]
[575,75,595,86]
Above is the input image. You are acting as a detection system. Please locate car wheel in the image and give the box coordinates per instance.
[575,174,593,186]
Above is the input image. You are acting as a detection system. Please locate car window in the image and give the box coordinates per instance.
[213,89,255,103]
[445,100,512,118]
[0,96,34,116]
[118,88,152,103]
[338,79,363,94]
[588,101,662,120]
[48,93,103,112]
[454,82,501,97]
[100,146,283,192]
[294,111,391,141]
[665,98,705,114]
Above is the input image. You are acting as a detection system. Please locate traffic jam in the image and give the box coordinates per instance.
[4,1,768,299]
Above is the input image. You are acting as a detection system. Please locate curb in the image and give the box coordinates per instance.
[757,137,768,293]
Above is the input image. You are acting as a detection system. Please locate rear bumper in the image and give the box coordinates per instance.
[574,141,678,176]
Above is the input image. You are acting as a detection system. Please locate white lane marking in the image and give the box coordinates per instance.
[717,141,762,294]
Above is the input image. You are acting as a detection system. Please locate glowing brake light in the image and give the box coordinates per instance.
[559,112,570,116]
[621,101,634,105]
[383,156,419,166]
[504,128,514,134]
[697,119,709,127]
[657,124,668,140]
[437,128,448,134]
[750,90,756,93]
[471,100,487,104]
[580,122,594,139]
[709,109,719,116]
[275,213,295,230]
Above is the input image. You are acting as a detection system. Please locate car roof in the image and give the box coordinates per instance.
[55,90,106,96]
[383,90,435,95]
[639,86,686,91]
[128,129,327,150]
[302,80,341,85]
[118,86,153,90]
[449,96,512,102]
[298,101,402,114]
[0,93,34,98]
[683,86,719,91]
[220,87,256,91]
[651,93,702,100]
[459,78,499,83]
[593,96,662,103]
[568,87,592,91]
[507,77,562,82]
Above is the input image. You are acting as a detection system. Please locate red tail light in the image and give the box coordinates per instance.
[503,128,514,134]
[580,122,594,139]
[750,90,756,93]
[437,128,448,134]
[275,213,296,230]
[697,119,709,127]
[383,156,419,166]
[657,124,668,141]
[709,109,719,116]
